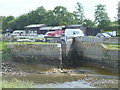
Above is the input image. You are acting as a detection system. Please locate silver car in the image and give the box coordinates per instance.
[96,33,111,37]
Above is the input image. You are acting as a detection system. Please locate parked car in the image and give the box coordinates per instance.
[65,29,84,38]
[11,30,25,36]
[55,30,65,37]
[63,29,84,42]
[96,33,111,37]
[17,39,35,42]
[106,32,113,36]
[44,31,55,37]
[35,39,44,42]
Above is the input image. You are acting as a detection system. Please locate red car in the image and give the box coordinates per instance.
[45,30,65,37]
[55,30,65,37]
[45,31,55,36]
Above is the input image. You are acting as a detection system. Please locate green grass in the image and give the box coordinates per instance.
[0,42,7,52]
[26,37,44,40]
[7,42,56,44]
[0,42,2,51]
[2,79,36,88]
[117,31,120,37]
[0,41,57,53]
[0,41,56,53]
[101,30,113,33]
[105,44,120,49]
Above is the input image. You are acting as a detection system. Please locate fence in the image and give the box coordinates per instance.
[2,35,62,44]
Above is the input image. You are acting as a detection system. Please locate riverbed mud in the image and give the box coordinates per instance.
[1,62,118,88]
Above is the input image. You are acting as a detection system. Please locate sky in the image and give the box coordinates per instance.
[0,0,119,21]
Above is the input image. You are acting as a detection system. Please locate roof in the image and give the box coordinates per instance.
[51,26,65,30]
[25,24,46,28]
[13,30,25,32]
[67,25,81,27]
[40,27,53,30]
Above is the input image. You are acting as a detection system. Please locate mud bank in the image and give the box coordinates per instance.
[2,62,118,88]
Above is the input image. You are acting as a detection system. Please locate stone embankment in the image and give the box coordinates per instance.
[73,37,119,72]
[7,43,62,67]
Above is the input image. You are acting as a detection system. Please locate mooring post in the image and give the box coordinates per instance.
[58,43,63,70]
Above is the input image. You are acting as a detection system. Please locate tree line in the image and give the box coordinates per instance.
[0,2,119,33]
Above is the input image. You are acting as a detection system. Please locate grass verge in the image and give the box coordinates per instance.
[7,42,56,44]
[105,44,120,49]
[2,79,36,88]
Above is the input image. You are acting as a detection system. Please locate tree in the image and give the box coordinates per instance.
[83,19,95,27]
[94,4,111,30]
[118,1,120,20]
[2,16,14,30]
[43,6,76,26]
[28,6,47,24]
[7,14,29,30]
[0,16,5,30]
[74,2,85,24]
[118,1,120,29]
[42,10,57,26]
[7,6,47,30]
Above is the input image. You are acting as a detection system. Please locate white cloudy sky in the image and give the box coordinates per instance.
[0,0,119,21]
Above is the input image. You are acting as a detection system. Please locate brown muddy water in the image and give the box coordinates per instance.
[2,62,118,88]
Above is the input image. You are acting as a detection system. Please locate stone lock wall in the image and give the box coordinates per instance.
[74,37,119,72]
[7,43,62,67]
[6,36,119,72]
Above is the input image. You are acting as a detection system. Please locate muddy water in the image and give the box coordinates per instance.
[2,62,118,88]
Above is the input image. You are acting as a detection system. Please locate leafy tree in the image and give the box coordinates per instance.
[118,1,120,20]
[7,14,29,30]
[118,1,120,29]
[53,6,67,25]
[14,14,28,30]
[42,10,56,26]
[83,19,96,27]
[54,6,77,26]
[0,16,5,30]
[8,20,16,30]
[74,2,85,24]
[43,6,76,26]
[2,16,14,30]
[7,6,47,30]
[94,4,111,30]
[28,6,47,24]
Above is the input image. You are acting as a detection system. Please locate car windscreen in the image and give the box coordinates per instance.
[73,31,83,34]
[102,33,110,36]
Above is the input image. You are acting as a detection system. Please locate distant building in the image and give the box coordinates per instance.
[39,27,53,35]
[25,24,46,35]
[66,24,86,34]
[86,27,100,36]
[50,26,65,31]
[39,26,65,35]
[66,24,100,36]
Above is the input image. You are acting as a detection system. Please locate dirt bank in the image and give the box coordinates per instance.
[1,62,118,88]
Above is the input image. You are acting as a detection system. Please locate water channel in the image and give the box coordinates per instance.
[2,62,118,88]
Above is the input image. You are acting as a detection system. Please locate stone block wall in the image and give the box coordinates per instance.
[74,37,119,72]
[7,43,62,67]
[76,37,119,44]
